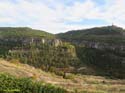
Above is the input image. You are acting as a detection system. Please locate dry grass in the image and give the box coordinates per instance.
[0,59,125,93]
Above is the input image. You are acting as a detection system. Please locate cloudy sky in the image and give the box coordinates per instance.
[0,0,125,33]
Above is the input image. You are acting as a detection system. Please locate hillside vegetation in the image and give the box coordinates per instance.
[0,26,124,78]
[0,27,54,38]
[57,25,125,79]
[0,27,81,78]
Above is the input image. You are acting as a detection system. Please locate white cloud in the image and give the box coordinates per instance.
[65,0,100,21]
[0,0,125,33]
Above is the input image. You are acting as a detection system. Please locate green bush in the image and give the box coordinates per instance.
[0,73,67,93]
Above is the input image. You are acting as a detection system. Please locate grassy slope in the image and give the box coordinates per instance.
[0,59,125,93]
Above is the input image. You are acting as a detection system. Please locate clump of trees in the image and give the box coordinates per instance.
[76,47,125,79]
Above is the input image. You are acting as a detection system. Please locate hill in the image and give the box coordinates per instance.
[0,27,82,78]
[57,25,125,79]
[0,27,54,38]
[0,26,124,77]
[0,26,124,79]
[57,25,125,44]
[0,59,125,93]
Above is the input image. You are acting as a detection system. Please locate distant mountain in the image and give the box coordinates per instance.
[0,27,54,38]
[57,25,125,43]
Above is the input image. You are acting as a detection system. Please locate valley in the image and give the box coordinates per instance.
[0,26,124,93]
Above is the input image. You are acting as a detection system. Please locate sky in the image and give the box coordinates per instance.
[0,0,125,33]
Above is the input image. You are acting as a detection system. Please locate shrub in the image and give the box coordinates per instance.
[0,73,67,93]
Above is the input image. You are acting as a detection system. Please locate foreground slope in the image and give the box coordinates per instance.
[0,59,125,93]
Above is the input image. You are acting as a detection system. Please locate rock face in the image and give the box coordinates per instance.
[57,25,125,51]
[83,41,125,51]
[52,39,62,47]
[27,38,62,47]
[0,37,62,47]
[65,39,125,51]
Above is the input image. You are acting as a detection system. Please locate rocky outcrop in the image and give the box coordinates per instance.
[66,39,125,51]
[0,37,62,47]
